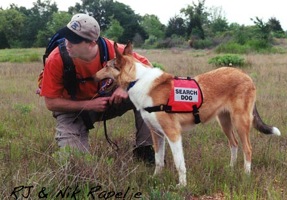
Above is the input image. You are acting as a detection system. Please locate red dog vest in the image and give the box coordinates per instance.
[167,77,203,112]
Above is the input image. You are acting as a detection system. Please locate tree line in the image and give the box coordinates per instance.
[0,0,286,51]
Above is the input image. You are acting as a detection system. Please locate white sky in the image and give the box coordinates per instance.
[1,0,286,30]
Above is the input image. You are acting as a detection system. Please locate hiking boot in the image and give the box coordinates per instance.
[133,145,155,165]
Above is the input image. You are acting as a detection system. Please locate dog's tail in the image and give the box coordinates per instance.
[252,104,281,136]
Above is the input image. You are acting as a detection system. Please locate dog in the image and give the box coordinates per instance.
[94,42,281,186]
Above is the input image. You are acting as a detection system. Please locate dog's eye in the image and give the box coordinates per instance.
[114,66,120,71]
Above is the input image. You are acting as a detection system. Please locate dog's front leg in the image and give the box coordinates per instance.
[167,135,187,187]
[151,130,165,175]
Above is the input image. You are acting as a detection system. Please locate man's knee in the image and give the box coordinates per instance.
[54,112,90,152]
[56,130,89,152]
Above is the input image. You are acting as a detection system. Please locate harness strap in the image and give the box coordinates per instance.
[174,76,192,80]
[144,104,172,113]
[192,105,201,124]
[144,104,201,124]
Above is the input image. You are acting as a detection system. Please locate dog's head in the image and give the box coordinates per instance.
[93,41,137,90]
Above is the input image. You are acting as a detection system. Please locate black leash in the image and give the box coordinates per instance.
[73,78,119,151]
[103,112,119,152]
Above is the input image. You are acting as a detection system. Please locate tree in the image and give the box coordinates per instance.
[11,0,59,47]
[0,9,25,48]
[267,17,285,38]
[104,17,124,41]
[0,31,10,49]
[35,12,72,47]
[231,25,254,45]
[165,15,187,38]
[74,0,108,29]
[207,6,229,36]
[29,0,58,47]
[141,14,165,39]
[104,1,147,43]
[180,0,209,39]
[73,0,147,43]
[251,17,272,42]
[268,17,284,32]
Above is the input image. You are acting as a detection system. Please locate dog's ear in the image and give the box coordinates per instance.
[113,42,126,69]
[123,41,133,55]
[114,42,123,59]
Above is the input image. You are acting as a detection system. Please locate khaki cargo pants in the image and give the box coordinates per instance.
[53,98,152,152]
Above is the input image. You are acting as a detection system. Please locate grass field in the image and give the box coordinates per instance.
[0,48,286,199]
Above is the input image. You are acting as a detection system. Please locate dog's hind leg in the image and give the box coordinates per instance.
[150,129,165,175]
[217,111,239,168]
[233,112,253,174]
[166,135,187,186]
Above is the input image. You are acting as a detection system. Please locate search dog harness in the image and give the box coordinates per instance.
[129,76,203,124]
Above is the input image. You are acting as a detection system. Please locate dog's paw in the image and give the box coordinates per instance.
[176,182,187,188]
[153,165,163,175]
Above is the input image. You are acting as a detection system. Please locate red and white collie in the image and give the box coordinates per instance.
[94,42,281,186]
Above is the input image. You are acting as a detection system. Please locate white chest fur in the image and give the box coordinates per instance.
[128,63,163,111]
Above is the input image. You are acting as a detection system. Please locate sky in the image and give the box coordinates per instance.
[1,0,286,30]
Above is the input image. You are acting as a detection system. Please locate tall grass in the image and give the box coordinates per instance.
[0,49,42,63]
[0,48,286,199]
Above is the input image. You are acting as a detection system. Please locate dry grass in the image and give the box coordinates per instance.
[0,49,286,199]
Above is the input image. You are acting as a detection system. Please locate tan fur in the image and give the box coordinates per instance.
[94,42,280,187]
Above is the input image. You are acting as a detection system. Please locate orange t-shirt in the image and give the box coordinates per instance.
[41,38,150,100]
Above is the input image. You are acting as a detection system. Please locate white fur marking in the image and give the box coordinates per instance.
[230,146,238,167]
[244,161,251,174]
[167,137,187,186]
[128,63,163,110]
[154,138,165,175]
[243,154,251,174]
[272,127,281,136]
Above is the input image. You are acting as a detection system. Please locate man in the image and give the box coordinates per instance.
[41,13,154,164]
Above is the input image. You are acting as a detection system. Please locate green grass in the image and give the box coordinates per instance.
[208,54,245,67]
[0,48,286,199]
[0,48,42,63]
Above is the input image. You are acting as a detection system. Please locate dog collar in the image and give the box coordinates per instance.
[127,80,138,91]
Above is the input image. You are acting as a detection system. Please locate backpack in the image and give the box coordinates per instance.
[36,30,110,99]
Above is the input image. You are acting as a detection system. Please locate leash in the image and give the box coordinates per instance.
[98,79,120,151]
[71,78,120,150]
[103,111,119,151]
[73,78,116,120]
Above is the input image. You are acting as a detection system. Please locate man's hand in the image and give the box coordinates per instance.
[44,96,110,112]
[44,87,128,113]
[109,87,128,105]
[89,97,110,112]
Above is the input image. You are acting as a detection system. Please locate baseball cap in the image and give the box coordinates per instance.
[61,13,100,44]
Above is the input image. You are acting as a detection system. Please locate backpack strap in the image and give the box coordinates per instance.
[56,37,109,100]
[58,41,77,100]
[43,36,65,65]
[97,36,109,65]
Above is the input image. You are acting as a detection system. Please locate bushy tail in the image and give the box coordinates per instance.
[252,104,281,136]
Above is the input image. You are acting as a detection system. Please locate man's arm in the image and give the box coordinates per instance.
[108,87,129,105]
[44,96,110,112]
